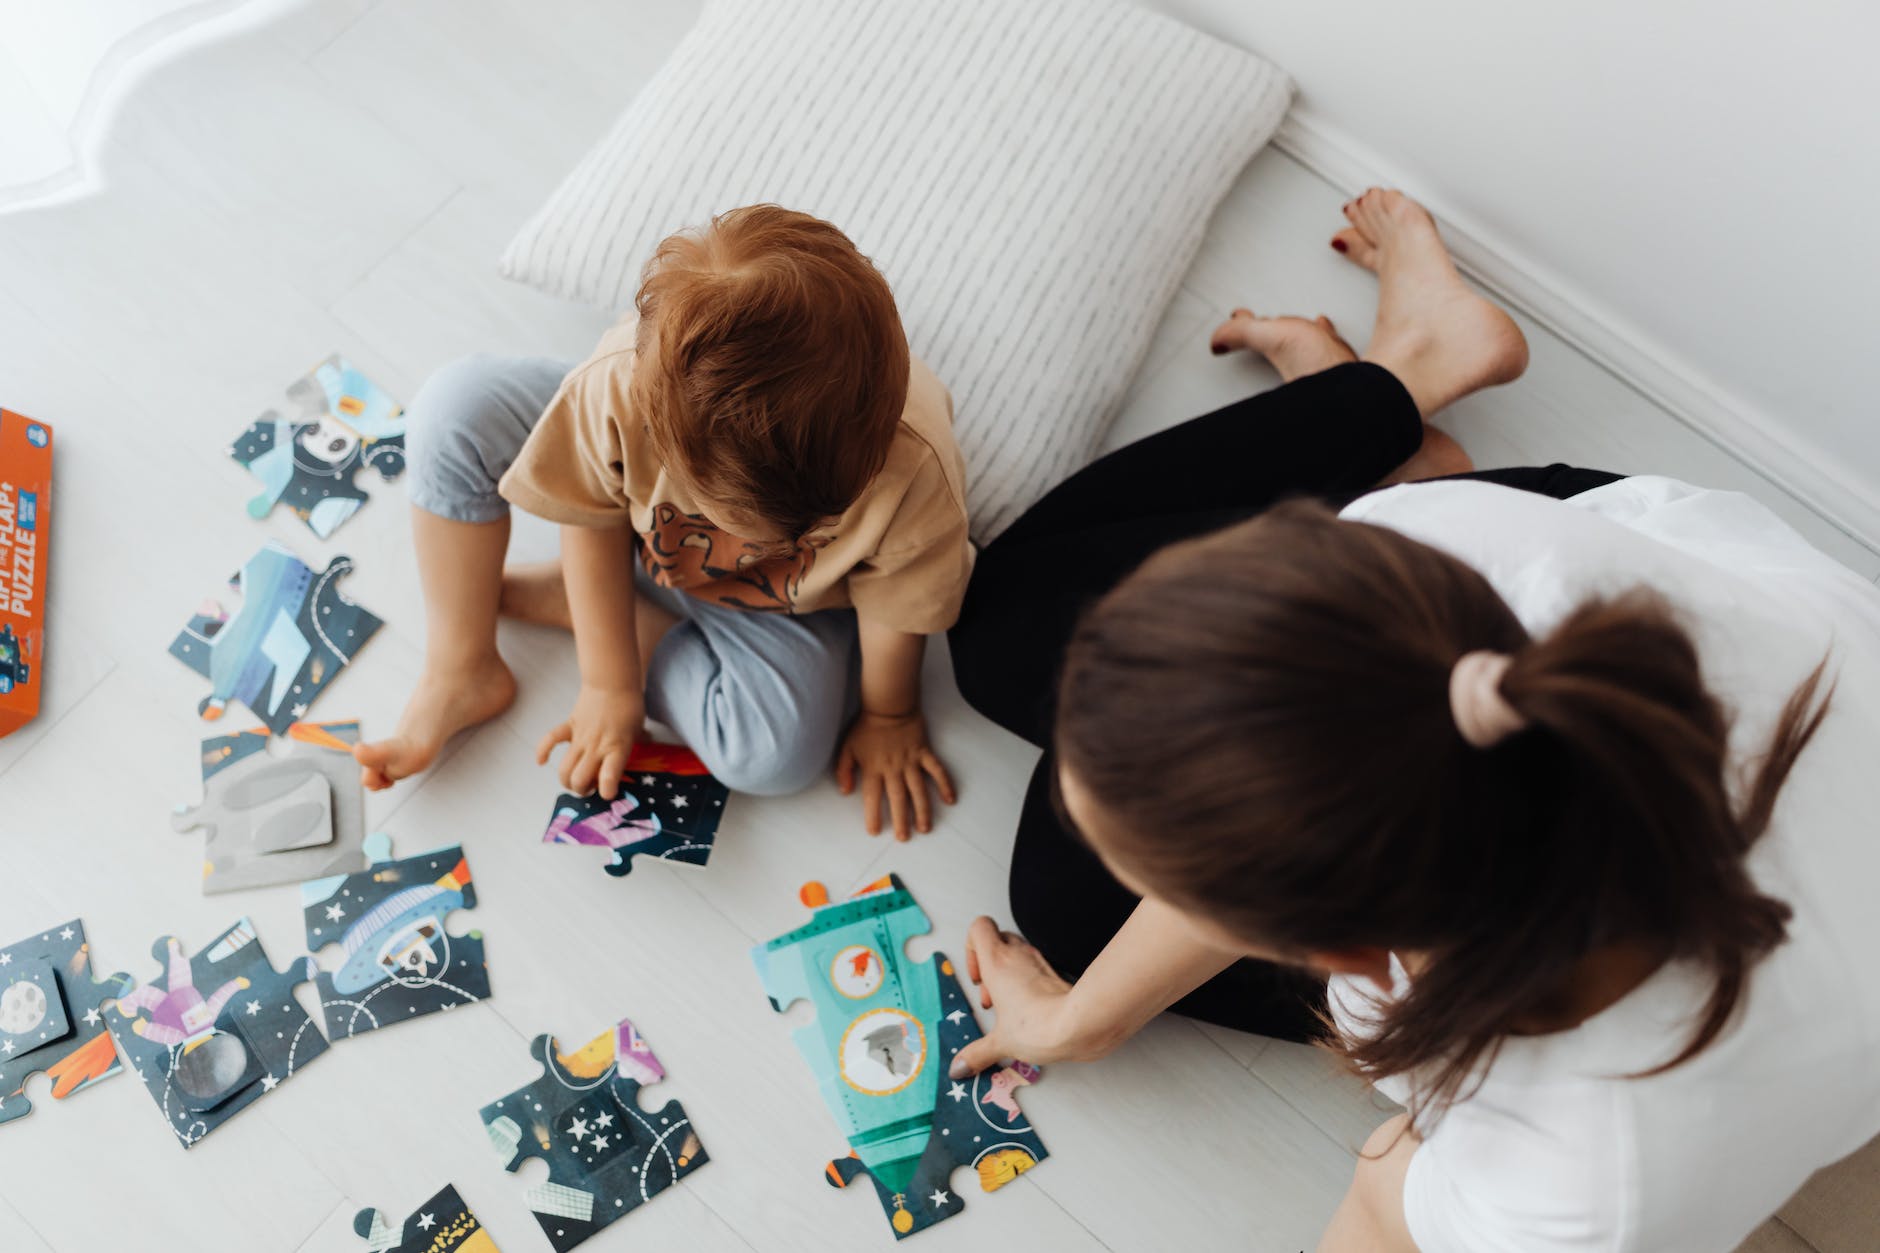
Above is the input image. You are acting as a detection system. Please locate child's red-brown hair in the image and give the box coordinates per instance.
[632,205,910,541]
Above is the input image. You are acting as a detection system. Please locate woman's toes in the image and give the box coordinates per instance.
[1331,228,1378,271]
[1209,310,1258,355]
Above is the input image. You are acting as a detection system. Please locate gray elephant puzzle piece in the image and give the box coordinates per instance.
[173,721,367,893]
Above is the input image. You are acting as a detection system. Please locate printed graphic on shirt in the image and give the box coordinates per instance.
[639,502,831,613]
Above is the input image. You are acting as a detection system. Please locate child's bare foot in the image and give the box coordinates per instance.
[1333,189,1528,417]
[1209,309,1357,382]
[354,655,516,790]
[499,561,571,630]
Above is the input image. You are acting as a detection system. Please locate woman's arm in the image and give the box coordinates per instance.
[948,897,1239,1076]
[1318,1113,1420,1252]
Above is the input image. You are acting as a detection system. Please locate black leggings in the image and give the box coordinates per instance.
[947,362,1621,1042]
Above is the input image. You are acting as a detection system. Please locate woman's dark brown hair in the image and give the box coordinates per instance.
[1056,500,1831,1121]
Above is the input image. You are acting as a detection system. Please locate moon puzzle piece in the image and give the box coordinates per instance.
[540,741,730,876]
[106,918,328,1148]
[168,541,382,735]
[174,720,368,893]
[229,354,407,540]
[752,876,1049,1240]
[355,1184,502,1253]
[302,832,491,1039]
[0,920,134,1127]
[478,1018,707,1252]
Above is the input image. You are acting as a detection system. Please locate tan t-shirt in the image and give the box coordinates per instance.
[497,319,972,636]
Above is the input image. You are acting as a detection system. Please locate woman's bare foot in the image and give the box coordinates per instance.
[1332,189,1528,417]
[499,561,572,630]
[1209,309,1356,382]
[354,654,517,790]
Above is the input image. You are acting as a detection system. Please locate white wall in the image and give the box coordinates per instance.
[1144,0,1880,536]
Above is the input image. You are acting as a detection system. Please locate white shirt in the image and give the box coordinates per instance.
[1330,477,1880,1253]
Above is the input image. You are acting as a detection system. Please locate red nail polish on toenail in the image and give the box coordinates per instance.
[1210,343,1226,355]
[1331,238,1348,253]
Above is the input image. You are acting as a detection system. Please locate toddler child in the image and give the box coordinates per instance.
[354,206,970,838]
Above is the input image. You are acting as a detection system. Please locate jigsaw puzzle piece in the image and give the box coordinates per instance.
[168,544,381,734]
[479,1019,707,1252]
[173,721,368,893]
[541,742,730,877]
[302,832,490,1039]
[0,920,133,1127]
[230,355,407,540]
[753,877,1048,1238]
[354,1184,501,1252]
[106,919,327,1148]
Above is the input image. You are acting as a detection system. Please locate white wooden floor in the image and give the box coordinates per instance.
[1,3,1874,1252]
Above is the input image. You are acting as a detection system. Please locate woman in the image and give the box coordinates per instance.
[946,189,1880,1251]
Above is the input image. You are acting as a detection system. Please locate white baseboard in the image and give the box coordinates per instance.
[1273,111,1880,559]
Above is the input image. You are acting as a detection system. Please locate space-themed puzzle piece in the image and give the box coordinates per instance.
[106,918,328,1148]
[753,876,1048,1240]
[0,920,133,1128]
[174,720,368,893]
[168,542,381,735]
[478,1018,707,1251]
[541,741,729,877]
[302,832,490,1039]
[229,354,406,540]
[355,1184,502,1253]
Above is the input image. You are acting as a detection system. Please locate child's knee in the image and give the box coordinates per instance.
[405,354,530,515]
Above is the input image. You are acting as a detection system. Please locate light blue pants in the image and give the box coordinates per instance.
[405,353,859,796]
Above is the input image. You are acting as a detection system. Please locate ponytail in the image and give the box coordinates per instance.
[1057,501,1833,1125]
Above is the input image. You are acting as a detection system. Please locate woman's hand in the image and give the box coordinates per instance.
[835,709,957,839]
[949,917,1107,1078]
[537,682,645,800]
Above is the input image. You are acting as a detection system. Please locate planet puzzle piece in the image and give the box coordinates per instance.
[168,541,381,735]
[0,920,133,1128]
[354,1183,502,1253]
[541,741,729,877]
[478,1018,707,1251]
[173,720,368,894]
[106,918,327,1148]
[229,354,406,540]
[302,832,491,1039]
[752,875,1048,1240]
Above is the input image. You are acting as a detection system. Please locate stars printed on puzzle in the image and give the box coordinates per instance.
[929,1189,950,1208]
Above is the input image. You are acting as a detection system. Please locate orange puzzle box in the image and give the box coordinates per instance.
[0,409,51,736]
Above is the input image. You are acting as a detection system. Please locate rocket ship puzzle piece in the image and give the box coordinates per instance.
[302,832,490,1040]
[478,1018,707,1252]
[168,542,382,736]
[105,918,328,1148]
[540,741,730,877]
[0,920,134,1128]
[752,876,1048,1240]
[174,720,368,894]
[229,354,407,540]
[354,1184,502,1253]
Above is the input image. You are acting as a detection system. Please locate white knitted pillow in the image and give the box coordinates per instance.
[501,0,1292,539]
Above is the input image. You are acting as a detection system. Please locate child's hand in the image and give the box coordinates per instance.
[536,682,645,800]
[835,709,957,840]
